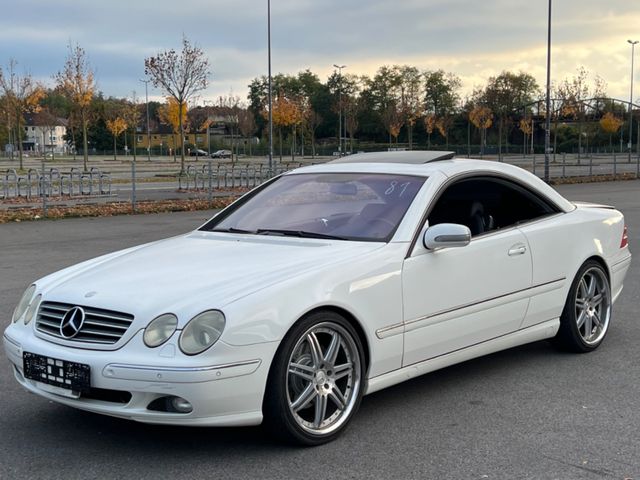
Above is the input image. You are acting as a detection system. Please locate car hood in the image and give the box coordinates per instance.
[40,231,384,325]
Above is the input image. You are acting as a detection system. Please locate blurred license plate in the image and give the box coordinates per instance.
[23,352,90,392]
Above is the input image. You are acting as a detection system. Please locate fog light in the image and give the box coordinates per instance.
[170,396,193,413]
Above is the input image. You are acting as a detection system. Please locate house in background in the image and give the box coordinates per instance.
[22,113,69,154]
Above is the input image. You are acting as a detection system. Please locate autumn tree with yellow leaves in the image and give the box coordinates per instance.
[264,93,302,161]
[423,114,436,148]
[435,116,454,149]
[600,112,624,151]
[55,43,96,171]
[0,59,45,169]
[519,118,533,154]
[381,102,403,147]
[469,106,493,155]
[158,97,188,163]
[106,117,127,160]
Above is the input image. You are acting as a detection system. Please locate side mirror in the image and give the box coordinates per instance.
[423,223,471,250]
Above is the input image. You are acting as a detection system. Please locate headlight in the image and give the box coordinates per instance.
[143,314,178,348]
[179,310,225,355]
[24,294,42,325]
[12,285,36,323]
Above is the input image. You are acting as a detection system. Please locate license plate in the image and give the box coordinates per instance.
[23,352,90,392]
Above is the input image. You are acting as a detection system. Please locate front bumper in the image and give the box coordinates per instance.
[3,324,279,427]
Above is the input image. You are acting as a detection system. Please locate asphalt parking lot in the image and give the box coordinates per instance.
[1,181,639,479]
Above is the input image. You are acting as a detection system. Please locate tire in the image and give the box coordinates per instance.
[263,311,365,446]
[555,260,612,353]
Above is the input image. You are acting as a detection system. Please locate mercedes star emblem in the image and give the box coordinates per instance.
[59,306,86,339]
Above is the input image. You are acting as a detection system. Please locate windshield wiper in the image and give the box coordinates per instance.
[210,227,257,234]
[255,229,348,240]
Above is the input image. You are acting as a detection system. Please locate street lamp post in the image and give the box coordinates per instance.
[267,0,274,174]
[139,78,152,161]
[627,40,638,164]
[543,0,552,182]
[333,64,346,155]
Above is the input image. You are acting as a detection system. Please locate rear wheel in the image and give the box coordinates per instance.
[263,311,364,445]
[555,260,611,352]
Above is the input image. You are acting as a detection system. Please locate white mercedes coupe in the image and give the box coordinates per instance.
[3,152,631,445]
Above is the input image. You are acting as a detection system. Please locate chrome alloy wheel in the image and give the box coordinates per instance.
[575,267,611,345]
[286,322,361,436]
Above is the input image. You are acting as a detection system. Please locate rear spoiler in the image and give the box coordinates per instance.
[572,201,615,210]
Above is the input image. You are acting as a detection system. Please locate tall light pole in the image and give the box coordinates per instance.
[333,64,346,155]
[543,0,552,182]
[267,0,273,173]
[139,78,151,161]
[627,40,638,163]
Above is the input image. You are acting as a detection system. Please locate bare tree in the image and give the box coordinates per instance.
[55,44,96,171]
[213,94,241,162]
[145,36,210,172]
[238,107,257,156]
[397,66,422,149]
[0,59,45,169]
[34,107,60,160]
[344,95,361,153]
[556,67,607,158]
[122,94,141,161]
[308,109,322,157]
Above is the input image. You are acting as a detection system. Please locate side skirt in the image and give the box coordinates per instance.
[365,318,560,395]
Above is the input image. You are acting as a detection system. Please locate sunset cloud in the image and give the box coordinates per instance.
[0,0,638,103]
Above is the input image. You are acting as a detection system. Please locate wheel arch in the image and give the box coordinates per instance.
[260,304,372,439]
[301,305,371,375]
[560,254,611,315]
[263,304,372,390]
[580,254,611,282]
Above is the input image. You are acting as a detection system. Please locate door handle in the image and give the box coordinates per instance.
[508,244,527,256]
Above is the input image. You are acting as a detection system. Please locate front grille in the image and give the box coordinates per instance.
[36,301,134,345]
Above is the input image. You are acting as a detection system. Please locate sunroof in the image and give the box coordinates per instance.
[329,151,455,164]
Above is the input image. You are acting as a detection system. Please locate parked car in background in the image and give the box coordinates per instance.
[189,149,209,157]
[211,149,232,158]
[3,151,631,446]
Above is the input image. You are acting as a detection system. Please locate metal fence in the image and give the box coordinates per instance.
[177,161,307,191]
[2,153,639,218]
[1,167,112,200]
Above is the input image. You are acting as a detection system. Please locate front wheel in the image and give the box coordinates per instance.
[555,260,612,352]
[263,311,365,445]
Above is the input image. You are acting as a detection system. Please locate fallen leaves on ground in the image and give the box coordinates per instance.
[549,172,636,185]
[0,198,236,224]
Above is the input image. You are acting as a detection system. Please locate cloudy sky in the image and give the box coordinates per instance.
[1,0,639,103]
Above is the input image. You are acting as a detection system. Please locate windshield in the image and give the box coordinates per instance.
[201,172,426,241]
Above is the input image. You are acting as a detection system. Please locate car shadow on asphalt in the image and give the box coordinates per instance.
[21,339,574,453]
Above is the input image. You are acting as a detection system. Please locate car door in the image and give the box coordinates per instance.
[401,175,541,366]
[516,212,572,330]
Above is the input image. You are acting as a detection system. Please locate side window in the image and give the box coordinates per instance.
[428,177,558,236]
